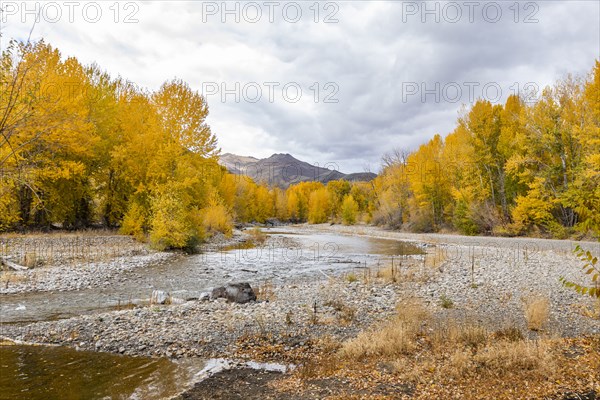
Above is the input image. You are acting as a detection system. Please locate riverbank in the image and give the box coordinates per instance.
[0,230,251,295]
[1,224,598,399]
[0,233,173,294]
[0,278,404,358]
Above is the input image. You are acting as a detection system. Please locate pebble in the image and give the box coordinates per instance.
[2,225,598,360]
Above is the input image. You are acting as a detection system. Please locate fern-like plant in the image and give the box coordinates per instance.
[559,245,600,298]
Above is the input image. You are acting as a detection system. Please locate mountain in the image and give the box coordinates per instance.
[219,153,376,188]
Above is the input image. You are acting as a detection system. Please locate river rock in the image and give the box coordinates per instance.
[198,292,211,301]
[211,283,256,304]
[151,290,170,304]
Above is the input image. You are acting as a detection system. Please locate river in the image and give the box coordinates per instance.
[0,227,424,400]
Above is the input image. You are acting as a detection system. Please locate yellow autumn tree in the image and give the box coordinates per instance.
[406,134,452,231]
[308,187,330,224]
[341,194,359,225]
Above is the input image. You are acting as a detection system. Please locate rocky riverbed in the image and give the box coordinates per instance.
[1,225,598,399]
[0,231,250,295]
[2,225,598,351]
[0,278,403,359]
[0,234,173,294]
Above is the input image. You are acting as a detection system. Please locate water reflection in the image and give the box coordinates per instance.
[0,345,196,400]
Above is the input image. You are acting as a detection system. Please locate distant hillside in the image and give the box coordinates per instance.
[219,153,376,188]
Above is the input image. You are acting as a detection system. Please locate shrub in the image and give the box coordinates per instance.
[247,227,267,245]
[523,295,549,331]
[202,201,233,237]
[560,245,600,298]
[345,272,358,283]
[341,194,359,225]
[440,294,454,309]
[339,299,428,360]
[149,190,194,250]
[120,200,148,241]
[453,200,480,235]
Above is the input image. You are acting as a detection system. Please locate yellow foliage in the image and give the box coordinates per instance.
[120,200,148,241]
[511,178,554,232]
[272,187,289,221]
[341,194,359,225]
[149,189,196,250]
[1,38,598,242]
[308,187,330,224]
[202,199,233,237]
[0,179,20,231]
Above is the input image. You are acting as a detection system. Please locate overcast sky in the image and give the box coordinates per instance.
[1,1,598,173]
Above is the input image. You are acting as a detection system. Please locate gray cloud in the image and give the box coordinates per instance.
[1,0,598,173]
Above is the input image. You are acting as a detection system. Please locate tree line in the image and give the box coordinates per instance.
[371,62,599,238]
[1,40,598,248]
[264,60,599,239]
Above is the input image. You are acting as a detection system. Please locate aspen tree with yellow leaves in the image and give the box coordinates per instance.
[1,39,597,241]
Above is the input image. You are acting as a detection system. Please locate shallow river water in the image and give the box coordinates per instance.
[0,228,424,400]
[0,344,203,400]
[1,228,423,324]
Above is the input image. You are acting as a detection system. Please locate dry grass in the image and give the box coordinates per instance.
[324,299,356,325]
[375,264,398,282]
[0,271,30,287]
[339,299,427,360]
[0,229,119,239]
[425,246,447,268]
[20,252,43,268]
[339,320,418,360]
[255,280,275,302]
[0,234,148,268]
[445,348,473,378]
[430,321,489,351]
[472,340,553,374]
[275,334,598,400]
[493,326,525,342]
[339,298,557,384]
[440,340,553,380]
[523,295,550,331]
[374,262,430,284]
[247,227,267,245]
[253,291,598,400]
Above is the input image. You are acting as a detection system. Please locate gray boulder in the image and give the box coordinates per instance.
[211,283,256,304]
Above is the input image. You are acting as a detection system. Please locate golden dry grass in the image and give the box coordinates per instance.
[472,340,553,374]
[0,234,148,268]
[523,295,550,331]
[345,272,358,283]
[339,298,557,383]
[247,227,267,245]
[339,299,427,360]
[324,299,356,325]
[0,271,29,286]
[374,263,430,284]
[20,252,42,268]
[255,280,275,302]
[236,295,599,400]
[425,246,447,269]
[430,321,488,351]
